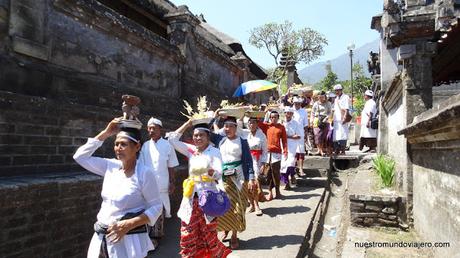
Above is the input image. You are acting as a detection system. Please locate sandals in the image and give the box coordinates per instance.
[247,206,255,213]
[255,209,263,216]
[230,238,239,249]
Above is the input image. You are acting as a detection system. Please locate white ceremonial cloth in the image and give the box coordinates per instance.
[73,138,162,258]
[360,99,378,138]
[139,138,179,218]
[167,132,223,225]
[333,94,351,141]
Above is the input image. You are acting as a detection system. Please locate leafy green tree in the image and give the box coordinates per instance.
[249,21,327,94]
[249,21,327,68]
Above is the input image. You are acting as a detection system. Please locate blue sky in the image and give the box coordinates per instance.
[171,0,382,70]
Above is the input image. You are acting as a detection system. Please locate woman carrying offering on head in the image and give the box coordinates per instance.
[73,118,163,258]
[167,119,231,258]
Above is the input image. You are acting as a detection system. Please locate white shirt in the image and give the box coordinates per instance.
[293,107,309,134]
[333,94,351,141]
[219,137,245,189]
[167,132,223,225]
[139,138,179,217]
[283,119,302,155]
[219,137,243,163]
[73,138,162,258]
[240,128,268,177]
[280,120,299,173]
[360,99,378,138]
[292,108,308,154]
[333,94,350,122]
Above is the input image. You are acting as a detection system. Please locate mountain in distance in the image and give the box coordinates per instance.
[298,38,379,84]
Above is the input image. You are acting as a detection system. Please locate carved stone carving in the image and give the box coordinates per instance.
[367,51,381,75]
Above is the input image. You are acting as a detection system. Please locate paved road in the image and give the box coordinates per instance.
[149,185,325,258]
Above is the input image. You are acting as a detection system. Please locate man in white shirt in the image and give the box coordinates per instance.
[359,90,378,152]
[292,96,308,176]
[139,117,179,247]
[332,84,351,155]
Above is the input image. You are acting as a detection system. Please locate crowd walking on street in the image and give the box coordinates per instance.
[73,84,375,258]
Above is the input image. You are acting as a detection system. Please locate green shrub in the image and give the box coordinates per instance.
[372,154,395,188]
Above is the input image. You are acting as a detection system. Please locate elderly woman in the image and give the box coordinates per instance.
[311,91,332,156]
[73,118,163,258]
[168,120,231,258]
[211,116,255,250]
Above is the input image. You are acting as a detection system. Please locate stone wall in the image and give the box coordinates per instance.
[348,168,407,229]
[350,194,405,228]
[399,93,460,257]
[0,0,262,176]
[0,173,102,258]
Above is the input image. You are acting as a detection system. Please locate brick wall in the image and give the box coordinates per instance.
[0,89,184,177]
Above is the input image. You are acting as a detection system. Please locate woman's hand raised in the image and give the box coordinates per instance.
[95,117,122,141]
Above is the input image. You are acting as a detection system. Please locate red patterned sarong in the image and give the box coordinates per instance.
[180,198,231,258]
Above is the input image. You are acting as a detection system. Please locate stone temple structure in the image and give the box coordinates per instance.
[372,0,460,256]
[0,0,266,256]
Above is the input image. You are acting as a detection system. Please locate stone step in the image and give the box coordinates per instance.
[303,169,327,178]
[303,156,331,170]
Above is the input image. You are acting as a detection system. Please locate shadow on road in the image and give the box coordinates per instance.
[262,205,311,217]
[279,192,322,200]
[239,234,305,250]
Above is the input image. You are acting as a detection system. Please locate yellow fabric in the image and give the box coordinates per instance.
[313,117,319,128]
[182,175,214,198]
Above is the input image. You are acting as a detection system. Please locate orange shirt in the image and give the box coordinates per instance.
[258,121,287,154]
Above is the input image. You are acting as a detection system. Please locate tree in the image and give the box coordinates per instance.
[341,64,372,96]
[317,62,338,91]
[249,21,327,81]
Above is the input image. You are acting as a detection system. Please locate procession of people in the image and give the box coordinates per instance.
[73,84,375,258]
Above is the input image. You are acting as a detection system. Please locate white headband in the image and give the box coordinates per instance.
[194,127,210,133]
[116,131,140,143]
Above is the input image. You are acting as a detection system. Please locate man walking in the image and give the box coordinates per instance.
[139,117,179,248]
[282,107,302,190]
[258,111,288,200]
[359,90,377,152]
[332,84,351,155]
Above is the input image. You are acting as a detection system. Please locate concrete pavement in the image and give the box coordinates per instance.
[149,186,325,258]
